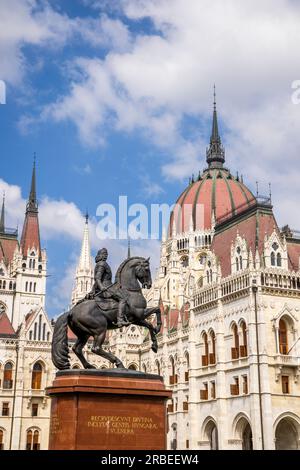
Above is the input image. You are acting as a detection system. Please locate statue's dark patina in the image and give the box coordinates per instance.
[51,251,161,370]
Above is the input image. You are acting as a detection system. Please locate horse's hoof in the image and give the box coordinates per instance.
[151,344,158,353]
[116,362,126,369]
[85,364,95,369]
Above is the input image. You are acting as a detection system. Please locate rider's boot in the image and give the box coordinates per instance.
[117,301,130,328]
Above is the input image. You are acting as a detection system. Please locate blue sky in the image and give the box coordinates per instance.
[1,0,300,316]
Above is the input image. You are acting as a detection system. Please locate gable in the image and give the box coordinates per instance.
[0,310,16,337]
[0,237,19,266]
[212,206,280,277]
[25,307,52,342]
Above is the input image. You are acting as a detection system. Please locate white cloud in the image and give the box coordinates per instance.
[0,0,72,84]
[47,235,161,315]
[0,0,132,86]
[139,175,164,199]
[47,257,78,313]
[0,178,161,314]
[34,0,300,228]
[74,164,92,175]
[0,177,90,243]
[0,179,26,227]
[2,1,300,228]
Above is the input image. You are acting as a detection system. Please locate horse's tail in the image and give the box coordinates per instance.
[51,310,71,370]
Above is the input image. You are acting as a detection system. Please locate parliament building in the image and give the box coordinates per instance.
[1,103,300,450]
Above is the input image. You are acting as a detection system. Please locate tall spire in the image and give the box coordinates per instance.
[20,157,41,256]
[0,192,5,233]
[206,86,225,168]
[27,154,38,213]
[78,213,93,272]
[71,213,94,306]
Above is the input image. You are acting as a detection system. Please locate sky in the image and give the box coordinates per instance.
[0,0,300,317]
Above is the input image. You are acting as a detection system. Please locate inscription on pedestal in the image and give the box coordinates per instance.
[50,414,62,436]
[47,371,172,450]
[87,415,159,435]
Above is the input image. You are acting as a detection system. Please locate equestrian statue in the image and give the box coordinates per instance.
[51,248,162,370]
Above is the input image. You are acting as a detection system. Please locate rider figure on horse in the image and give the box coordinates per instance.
[88,248,130,328]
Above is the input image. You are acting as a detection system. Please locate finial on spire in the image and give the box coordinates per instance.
[269,182,272,203]
[85,209,89,224]
[256,181,259,198]
[206,85,225,169]
[127,236,131,258]
[213,83,216,111]
[0,191,5,233]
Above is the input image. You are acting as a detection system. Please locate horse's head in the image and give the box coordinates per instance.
[135,257,152,289]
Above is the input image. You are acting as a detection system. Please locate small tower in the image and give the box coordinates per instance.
[206,86,225,169]
[71,212,94,306]
[20,157,41,257]
[12,158,47,329]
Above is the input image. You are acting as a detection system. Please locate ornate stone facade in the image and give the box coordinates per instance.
[1,104,300,450]
[139,103,300,450]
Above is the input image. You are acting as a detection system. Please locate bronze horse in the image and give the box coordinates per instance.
[51,257,161,369]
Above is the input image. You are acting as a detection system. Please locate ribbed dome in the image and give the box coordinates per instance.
[169,92,256,237]
[169,168,255,236]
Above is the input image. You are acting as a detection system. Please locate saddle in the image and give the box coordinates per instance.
[94,297,118,311]
[76,293,118,311]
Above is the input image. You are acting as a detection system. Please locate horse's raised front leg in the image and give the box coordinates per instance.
[143,306,162,335]
[92,331,125,368]
[134,319,158,353]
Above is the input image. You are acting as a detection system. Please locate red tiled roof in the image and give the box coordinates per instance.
[168,309,179,330]
[287,242,300,271]
[0,311,16,336]
[20,213,41,257]
[25,311,35,327]
[181,302,190,325]
[169,169,255,235]
[212,207,278,277]
[0,237,19,265]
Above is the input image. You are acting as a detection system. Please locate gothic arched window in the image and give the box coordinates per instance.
[31,362,42,390]
[26,429,40,450]
[202,332,209,366]
[271,252,276,266]
[3,362,13,389]
[210,331,216,364]
[279,319,288,355]
[240,321,248,357]
[231,324,239,360]
[277,253,282,267]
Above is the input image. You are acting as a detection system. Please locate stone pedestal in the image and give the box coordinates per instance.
[46,369,172,450]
